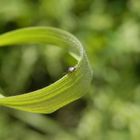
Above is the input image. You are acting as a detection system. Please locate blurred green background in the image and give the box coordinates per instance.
[0,0,140,140]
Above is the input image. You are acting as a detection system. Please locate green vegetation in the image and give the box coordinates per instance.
[0,27,92,113]
[0,0,140,140]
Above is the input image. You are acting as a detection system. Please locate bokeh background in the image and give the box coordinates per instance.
[0,0,140,140]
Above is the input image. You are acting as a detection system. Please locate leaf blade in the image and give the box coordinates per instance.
[0,27,92,114]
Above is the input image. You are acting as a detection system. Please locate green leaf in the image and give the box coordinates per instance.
[0,27,92,114]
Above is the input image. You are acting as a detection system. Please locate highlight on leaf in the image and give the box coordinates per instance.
[0,27,92,114]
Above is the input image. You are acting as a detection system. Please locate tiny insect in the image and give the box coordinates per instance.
[68,66,76,73]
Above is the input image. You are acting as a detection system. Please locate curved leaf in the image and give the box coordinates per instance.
[0,27,92,114]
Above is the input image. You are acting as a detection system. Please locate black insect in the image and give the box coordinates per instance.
[68,66,76,73]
